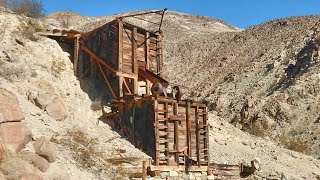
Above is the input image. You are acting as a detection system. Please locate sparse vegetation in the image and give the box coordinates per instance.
[51,60,66,75]
[19,19,43,41]
[3,0,44,18]
[277,134,310,153]
[242,122,269,138]
[51,130,125,179]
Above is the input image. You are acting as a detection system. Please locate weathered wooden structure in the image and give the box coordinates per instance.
[39,9,256,178]
[106,95,209,167]
[76,18,164,99]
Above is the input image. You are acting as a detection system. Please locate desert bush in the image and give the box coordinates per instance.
[19,19,43,41]
[278,134,310,153]
[242,122,269,138]
[4,0,44,18]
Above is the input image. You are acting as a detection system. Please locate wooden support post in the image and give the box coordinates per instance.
[118,20,124,98]
[204,106,209,166]
[132,27,138,95]
[123,78,132,94]
[154,96,159,166]
[145,32,151,95]
[157,32,163,75]
[73,35,80,76]
[78,49,83,77]
[142,161,146,180]
[97,63,117,99]
[119,76,123,98]
[186,101,192,158]
[195,106,200,166]
[174,102,179,165]
[164,102,169,165]
[80,45,116,73]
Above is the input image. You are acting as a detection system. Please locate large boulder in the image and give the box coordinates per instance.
[45,98,67,121]
[0,157,40,180]
[33,137,56,163]
[0,171,6,180]
[0,88,24,123]
[20,152,50,172]
[34,93,55,110]
[0,143,8,160]
[0,122,32,153]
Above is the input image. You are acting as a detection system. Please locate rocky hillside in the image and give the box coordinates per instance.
[162,15,320,160]
[0,7,147,179]
[0,7,320,179]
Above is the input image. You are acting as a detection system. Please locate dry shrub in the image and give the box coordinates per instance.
[242,122,268,138]
[51,60,66,74]
[19,19,43,41]
[278,134,310,153]
[51,130,124,179]
[4,0,44,18]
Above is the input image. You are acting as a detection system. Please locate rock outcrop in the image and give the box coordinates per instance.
[0,122,32,153]
[45,98,67,121]
[0,88,25,123]
[33,136,56,163]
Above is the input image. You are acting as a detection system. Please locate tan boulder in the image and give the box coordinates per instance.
[19,174,41,180]
[0,122,32,153]
[20,152,50,172]
[34,93,55,110]
[0,157,39,180]
[33,137,56,163]
[0,143,8,159]
[0,88,24,123]
[0,171,6,180]
[45,98,67,121]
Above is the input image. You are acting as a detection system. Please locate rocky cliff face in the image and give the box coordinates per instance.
[1,7,320,179]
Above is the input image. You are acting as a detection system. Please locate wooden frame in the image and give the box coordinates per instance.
[105,95,209,167]
[78,19,163,100]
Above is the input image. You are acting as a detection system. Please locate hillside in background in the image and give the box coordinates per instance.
[0,7,320,179]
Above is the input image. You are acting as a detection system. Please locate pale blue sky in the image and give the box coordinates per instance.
[43,0,320,28]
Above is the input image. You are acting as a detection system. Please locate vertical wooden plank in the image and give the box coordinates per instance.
[157,32,163,75]
[73,35,80,76]
[195,105,200,166]
[154,96,159,166]
[142,161,146,180]
[118,20,123,72]
[118,20,124,97]
[132,27,138,95]
[204,106,209,166]
[119,76,123,98]
[186,101,192,158]
[145,32,151,95]
[164,102,169,165]
[174,102,179,165]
